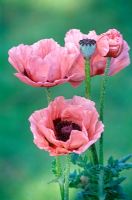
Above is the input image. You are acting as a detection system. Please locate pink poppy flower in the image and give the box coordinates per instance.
[29,96,104,156]
[97,29,130,75]
[65,29,107,76]
[8,39,84,87]
[65,29,130,76]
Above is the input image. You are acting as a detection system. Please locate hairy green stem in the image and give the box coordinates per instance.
[45,87,52,103]
[85,59,98,165]
[56,157,64,200]
[99,59,110,165]
[45,88,64,200]
[64,155,70,200]
[85,59,91,98]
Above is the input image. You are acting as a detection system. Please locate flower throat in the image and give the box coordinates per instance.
[53,118,81,142]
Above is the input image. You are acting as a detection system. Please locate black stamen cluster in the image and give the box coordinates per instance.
[53,118,81,142]
[79,39,96,46]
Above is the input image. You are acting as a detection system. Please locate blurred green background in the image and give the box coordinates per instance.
[0,0,132,199]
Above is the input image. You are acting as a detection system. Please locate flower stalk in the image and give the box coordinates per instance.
[56,157,64,200]
[64,155,70,200]
[85,59,98,165]
[45,87,52,104]
[99,58,110,165]
[85,59,91,99]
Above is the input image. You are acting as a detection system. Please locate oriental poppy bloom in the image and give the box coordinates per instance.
[8,39,84,87]
[29,96,104,156]
[97,29,130,75]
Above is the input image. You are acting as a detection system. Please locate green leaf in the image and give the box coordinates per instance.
[119,154,132,163]
[70,155,132,199]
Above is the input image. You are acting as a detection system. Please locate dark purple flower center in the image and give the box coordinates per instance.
[79,39,96,46]
[53,118,81,142]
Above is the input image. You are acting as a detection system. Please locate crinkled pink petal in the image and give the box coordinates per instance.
[68,54,85,82]
[66,130,89,153]
[50,147,70,156]
[32,39,60,58]
[87,30,98,40]
[38,124,65,147]
[15,72,70,87]
[30,123,50,150]
[8,44,32,72]
[61,106,84,126]
[90,51,107,76]
[68,80,83,87]
[93,121,104,141]
[42,78,69,87]
[48,96,68,120]
[97,35,109,56]
[29,114,55,152]
[15,73,43,87]
[65,29,84,48]
[26,56,50,82]
[29,109,67,148]
[88,111,100,139]
[76,122,104,154]
[29,109,46,124]
[44,48,76,82]
[65,42,80,54]
[109,41,130,75]
[81,110,93,131]
[71,96,95,109]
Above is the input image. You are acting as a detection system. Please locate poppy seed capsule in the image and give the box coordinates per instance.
[79,39,96,59]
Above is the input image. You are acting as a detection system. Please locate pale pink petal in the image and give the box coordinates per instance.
[30,123,50,150]
[15,73,43,87]
[32,39,60,58]
[66,130,88,153]
[29,109,46,124]
[26,56,50,82]
[15,73,69,87]
[48,96,68,120]
[65,29,84,48]
[42,78,69,87]
[109,41,130,75]
[65,42,80,54]
[88,111,100,140]
[44,48,76,82]
[97,35,109,56]
[8,44,32,72]
[61,106,84,126]
[75,122,104,154]
[87,30,98,40]
[38,125,65,147]
[81,110,93,131]
[50,147,70,156]
[29,114,54,151]
[90,51,107,76]
[71,96,95,109]
[93,121,104,141]
[68,54,85,82]
[69,80,83,87]
[29,108,54,130]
